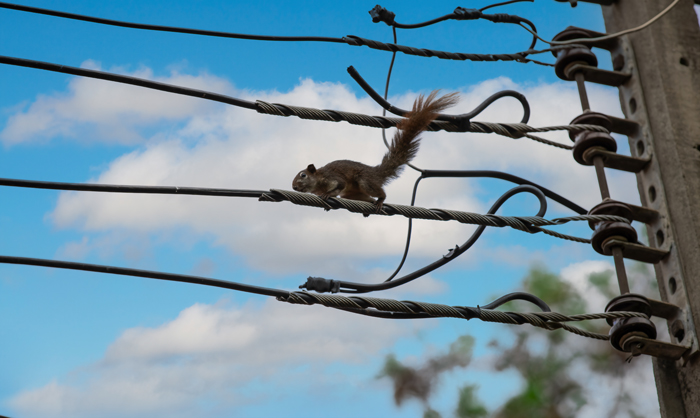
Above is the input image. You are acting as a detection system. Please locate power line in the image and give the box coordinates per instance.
[0,254,646,341]
[0,177,626,239]
[0,55,609,143]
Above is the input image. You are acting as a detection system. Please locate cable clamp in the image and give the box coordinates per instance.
[453,7,482,20]
[299,276,341,293]
[368,5,396,26]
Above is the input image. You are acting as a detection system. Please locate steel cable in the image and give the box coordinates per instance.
[0,56,607,141]
[259,188,627,238]
[281,291,645,341]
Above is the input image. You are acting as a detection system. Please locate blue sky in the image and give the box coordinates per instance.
[1,1,695,417]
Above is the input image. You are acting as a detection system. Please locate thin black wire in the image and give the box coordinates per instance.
[0,255,289,298]
[0,1,344,43]
[380,26,411,283]
[347,65,531,124]
[381,27,398,151]
[0,177,267,198]
[384,175,423,282]
[382,169,587,284]
[324,184,548,293]
[369,3,538,51]
[421,170,587,215]
[0,254,557,319]
[480,0,534,12]
[0,55,258,110]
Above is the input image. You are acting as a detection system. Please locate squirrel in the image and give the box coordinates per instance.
[292,90,459,214]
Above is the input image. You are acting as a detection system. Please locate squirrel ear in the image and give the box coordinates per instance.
[306,164,317,173]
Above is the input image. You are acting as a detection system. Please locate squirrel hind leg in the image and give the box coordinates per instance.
[372,190,387,214]
[374,197,385,213]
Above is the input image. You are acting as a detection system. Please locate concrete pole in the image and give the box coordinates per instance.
[600,1,700,416]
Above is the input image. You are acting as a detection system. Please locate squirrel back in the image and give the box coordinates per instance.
[292,90,459,212]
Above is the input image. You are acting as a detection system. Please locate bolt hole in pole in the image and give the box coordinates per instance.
[612,54,625,71]
[680,57,689,66]
[656,229,665,246]
[636,140,645,156]
[668,277,677,295]
[672,319,685,342]
[648,185,657,202]
[629,97,637,114]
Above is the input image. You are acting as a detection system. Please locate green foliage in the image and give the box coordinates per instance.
[449,335,475,360]
[424,408,443,418]
[492,334,584,418]
[523,265,585,315]
[378,353,407,379]
[378,263,657,418]
[377,336,475,409]
[455,385,488,418]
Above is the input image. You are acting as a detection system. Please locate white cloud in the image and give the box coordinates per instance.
[561,259,659,312]
[572,355,659,418]
[561,259,615,311]
[10,299,424,418]
[0,60,233,145]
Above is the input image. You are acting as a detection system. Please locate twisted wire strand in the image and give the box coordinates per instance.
[342,35,538,63]
[524,133,573,150]
[281,291,645,340]
[255,100,607,139]
[537,228,590,243]
[259,189,626,240]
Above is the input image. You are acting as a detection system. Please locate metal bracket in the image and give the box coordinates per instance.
[565,63,631,86]
[625,203,658,224]
[583,147,650,172]
[602,238,669,263]
[622,336,690,360]
[648,297,681,320]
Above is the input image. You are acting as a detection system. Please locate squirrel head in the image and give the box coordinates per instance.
[292,164,317,192]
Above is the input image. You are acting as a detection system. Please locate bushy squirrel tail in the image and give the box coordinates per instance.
[375,90,459,184]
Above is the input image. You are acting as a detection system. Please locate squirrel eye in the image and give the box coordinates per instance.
[300,173,306,178]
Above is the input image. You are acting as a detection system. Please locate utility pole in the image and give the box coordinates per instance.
[553,0,699,415]
[599,1,700,416]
